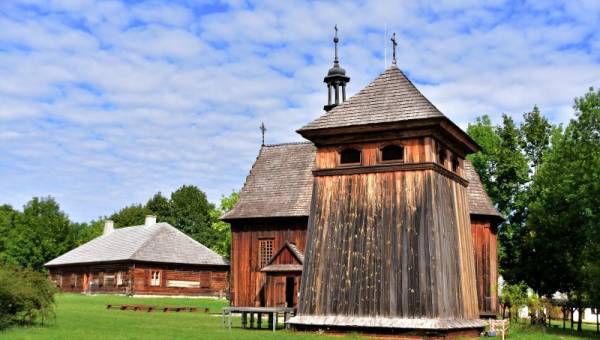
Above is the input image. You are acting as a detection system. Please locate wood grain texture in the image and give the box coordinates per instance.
[230,217,307,307]
[295,168,479,323]
[470,218,498,316]
[48,261,228,296]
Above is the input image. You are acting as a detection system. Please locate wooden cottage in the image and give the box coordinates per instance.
[45,216,229,297]
[223,31,503,336]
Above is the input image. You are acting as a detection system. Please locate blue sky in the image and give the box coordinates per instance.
[1,0,599,222]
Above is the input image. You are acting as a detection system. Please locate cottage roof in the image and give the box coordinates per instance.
[464,160,504,220]
[45,222,229,267]
[299,66,444,132]
[224,143,501,220]
[221,142,315,220]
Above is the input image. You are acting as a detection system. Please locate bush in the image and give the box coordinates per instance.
[0,265,56,330]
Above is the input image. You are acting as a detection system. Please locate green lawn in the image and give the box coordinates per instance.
[1,294,599,339]
[0,294,361,340]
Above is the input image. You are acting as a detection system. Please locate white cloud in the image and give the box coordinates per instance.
[0,0,598,221]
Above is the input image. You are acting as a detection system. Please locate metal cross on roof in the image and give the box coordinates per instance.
[260,122,267,146]
[391,32,397,66]
[333,25,339,66]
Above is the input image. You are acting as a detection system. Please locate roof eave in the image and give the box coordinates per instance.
[297,117,480,154]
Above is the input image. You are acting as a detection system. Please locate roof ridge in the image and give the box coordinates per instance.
[263,141,312,147]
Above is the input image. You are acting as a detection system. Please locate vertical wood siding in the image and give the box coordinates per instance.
[230,218,307,307]
[470,218,498,315]
[298,168,479,320]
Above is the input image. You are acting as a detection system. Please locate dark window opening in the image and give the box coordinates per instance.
[438,146,446,165]
[285,277,295,307]
[340,148,361,165]
[381,144,404,162]
[452,156,460,172]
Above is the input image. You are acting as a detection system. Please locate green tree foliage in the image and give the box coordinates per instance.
[467,114,502,203]
[0,265,56,329]
[528,87,600,330]
[0,205,18,259]
[520,105,553,172]
[500,282,529,321]
[468,114,530,283]
[169,185,217,248]
[109,204,151,228]
[2,198,78,271]
[210,191,239,257]
[145,192,172,223]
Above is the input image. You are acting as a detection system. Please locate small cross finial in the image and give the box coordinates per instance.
[391,32,397,66]
[259,122,267,146]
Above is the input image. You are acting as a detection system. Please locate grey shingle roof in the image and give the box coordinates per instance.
[299,66,444,132]
[221,142,315,220]
[464,160,503,219]
[45,223,229,267]
[224,143,501,220]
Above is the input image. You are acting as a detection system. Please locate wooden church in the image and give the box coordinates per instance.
[222,30,502,336]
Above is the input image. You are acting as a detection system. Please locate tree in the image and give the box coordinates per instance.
[145,192,172,223]
[210,191,239,257]
[467,114,502,201]
[520,105,553,173]
[109,204,151,228]
[0,205,17,260]
[528,87,600,331]
[3,197,77,271]
[169,185,217,249]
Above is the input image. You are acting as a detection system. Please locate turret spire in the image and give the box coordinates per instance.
[323,25,350,112]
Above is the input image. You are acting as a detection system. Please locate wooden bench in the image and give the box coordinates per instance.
[107,304,209,313]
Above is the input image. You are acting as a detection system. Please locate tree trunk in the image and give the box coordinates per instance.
[562,306,566,330]
[571,307,574,330]
[596,309,598,334]
[577,307,583,332]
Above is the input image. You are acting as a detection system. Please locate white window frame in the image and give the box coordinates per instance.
[151,271,161,286]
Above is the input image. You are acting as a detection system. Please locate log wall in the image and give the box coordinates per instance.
[130,263,228,297]
[470,217,498,316]
[230,218,307,307]
[48,261,228,297]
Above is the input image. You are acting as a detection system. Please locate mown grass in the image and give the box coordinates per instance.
[1,294,599,339]
[0,294,362,340]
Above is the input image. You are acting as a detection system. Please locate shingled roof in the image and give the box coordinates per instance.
[45,222,229,267]
[299,66,444,132]
[224,143,501,220]
[464,160,503,220]
[221,142,315,220]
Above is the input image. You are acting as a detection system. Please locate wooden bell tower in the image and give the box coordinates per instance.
[288,33,485,336]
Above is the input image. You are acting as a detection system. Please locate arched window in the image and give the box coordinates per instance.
[340,148,361,165]
[437,146,446,165]
[381,144,404,162]
[452,156,460,172]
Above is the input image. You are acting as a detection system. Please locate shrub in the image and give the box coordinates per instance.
[0,265,56,330]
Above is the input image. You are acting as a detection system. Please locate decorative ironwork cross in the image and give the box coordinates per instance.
[391,32,397,65]
[259,122,267,146]
[333,25,339,64]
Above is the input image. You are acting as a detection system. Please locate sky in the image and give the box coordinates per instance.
[1,0,599,222]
